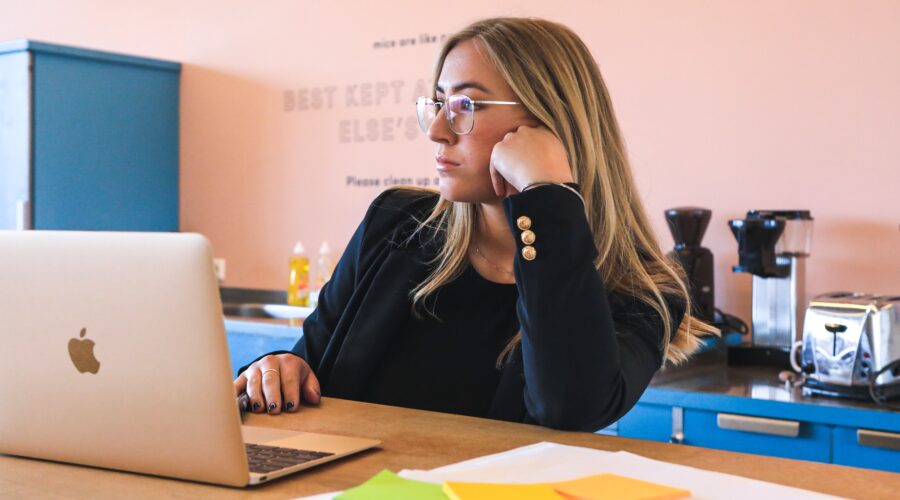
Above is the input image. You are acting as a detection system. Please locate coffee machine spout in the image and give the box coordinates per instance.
[729,218,788,278]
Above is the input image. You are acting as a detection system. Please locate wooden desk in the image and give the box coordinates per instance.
[1,398,898,498]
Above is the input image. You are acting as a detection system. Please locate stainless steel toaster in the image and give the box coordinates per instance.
[800,292,900,399]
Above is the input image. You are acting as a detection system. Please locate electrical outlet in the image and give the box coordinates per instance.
[213,258,226,282]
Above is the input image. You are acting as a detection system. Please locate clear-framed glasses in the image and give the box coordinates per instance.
[415,95,520,135]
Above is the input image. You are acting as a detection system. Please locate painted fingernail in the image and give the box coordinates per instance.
[285,401,294,410]
[268,402,277,412]
[253,401,261,411]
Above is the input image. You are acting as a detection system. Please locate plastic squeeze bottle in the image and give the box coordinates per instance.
[315,241,334,291]
[288,242,310,306]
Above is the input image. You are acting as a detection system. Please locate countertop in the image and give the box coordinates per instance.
[645,348,900,430]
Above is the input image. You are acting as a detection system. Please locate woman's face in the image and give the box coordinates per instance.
[428,40,534,203]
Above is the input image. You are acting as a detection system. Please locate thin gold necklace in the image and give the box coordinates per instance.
[474,245,514,276]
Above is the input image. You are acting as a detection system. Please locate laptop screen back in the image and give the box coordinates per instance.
[0,231,250,486]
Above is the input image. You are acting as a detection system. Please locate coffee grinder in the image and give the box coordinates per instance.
[728,210,814,367]
[665,207,716,323]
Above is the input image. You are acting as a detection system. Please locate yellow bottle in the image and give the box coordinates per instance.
[288,242,310,306]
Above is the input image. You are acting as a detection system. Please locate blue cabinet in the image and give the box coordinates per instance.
[683,409,831,463]
[224,319,302,377]
[616,389,900,473]
[832,426,900,472]
[616,403,672,442]
[0,40,180,231]
[611,354,900,473]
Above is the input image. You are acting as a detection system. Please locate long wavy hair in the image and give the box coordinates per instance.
[409,17,718,365]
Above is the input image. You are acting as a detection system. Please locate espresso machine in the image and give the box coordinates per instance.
[728,210,813,367]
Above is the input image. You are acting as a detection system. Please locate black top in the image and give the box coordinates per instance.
[364,264,519,417]
[241,185,686,431]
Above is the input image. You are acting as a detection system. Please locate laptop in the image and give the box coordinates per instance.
[0,230,379,487]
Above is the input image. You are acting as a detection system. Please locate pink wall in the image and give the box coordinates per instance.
[3,1,898,323]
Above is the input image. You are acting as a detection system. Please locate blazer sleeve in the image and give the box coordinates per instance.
[236,188,403,375]
[291,189,436,372]
[288,221,364,369]
[503,184,685,431]
[234,209,367,375]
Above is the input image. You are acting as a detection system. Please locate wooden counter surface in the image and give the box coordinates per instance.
[1,398,898,498]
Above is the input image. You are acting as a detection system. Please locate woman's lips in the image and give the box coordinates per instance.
[436,156,460,172]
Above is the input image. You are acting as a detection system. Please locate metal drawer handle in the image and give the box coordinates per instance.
[857,429,900,451]
[670,406,684,444]
[717,413,800,437]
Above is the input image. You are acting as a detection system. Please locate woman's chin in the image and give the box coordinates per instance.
[437,181,458,201]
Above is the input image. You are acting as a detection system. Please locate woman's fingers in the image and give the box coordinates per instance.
[241,355,282,414]
[488,159,507,198]
[489,125,574,192]
[302,368,322,405]
[233,372,247,397]
[244,366,265,413]
[259,358,283,414]
[279,356,302,413]
[234,353,318,415]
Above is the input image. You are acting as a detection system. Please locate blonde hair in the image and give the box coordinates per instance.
[410,17,718,365]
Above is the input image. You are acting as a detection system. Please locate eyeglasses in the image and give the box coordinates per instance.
[415,95,520,135]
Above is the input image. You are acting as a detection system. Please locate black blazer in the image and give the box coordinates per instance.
[248,185,685,432]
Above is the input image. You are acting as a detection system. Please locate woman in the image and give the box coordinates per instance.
[234,17,716,431]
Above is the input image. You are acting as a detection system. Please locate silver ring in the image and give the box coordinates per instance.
[261,368,280,378]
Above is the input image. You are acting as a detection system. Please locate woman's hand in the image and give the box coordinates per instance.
[233,353,321,414]
[489,125,574,198]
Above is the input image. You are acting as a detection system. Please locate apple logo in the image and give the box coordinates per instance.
[68,327,100,374]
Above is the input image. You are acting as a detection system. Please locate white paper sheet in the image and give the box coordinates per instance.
[397,442,839,500]
[297,493,338,500]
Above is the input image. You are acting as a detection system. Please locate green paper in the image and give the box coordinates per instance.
[336,469,448,500]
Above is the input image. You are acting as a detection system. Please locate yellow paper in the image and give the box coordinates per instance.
[443,473,689,500]
[552,473,690,500]
[443,481,562,500]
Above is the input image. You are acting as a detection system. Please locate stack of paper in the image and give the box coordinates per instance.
[399,442,837,500]
[334,469,688,500]
[304,442,837,500]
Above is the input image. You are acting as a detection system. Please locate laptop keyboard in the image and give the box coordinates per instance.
[245,443,334,474]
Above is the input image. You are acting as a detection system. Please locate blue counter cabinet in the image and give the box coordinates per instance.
[683,408,832,463]
[613,353,900,473]
[224,319,302,377]
[615,403,672,442]
[832,426,900,471]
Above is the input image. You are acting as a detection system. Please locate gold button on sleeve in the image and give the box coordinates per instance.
[520,230,536,245]
[516,216,532,231]
[521,245,537,261]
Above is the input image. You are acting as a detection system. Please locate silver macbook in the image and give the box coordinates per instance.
[0,230,379,487]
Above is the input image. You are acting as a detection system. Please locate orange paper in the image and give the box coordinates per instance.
[552,472,690,500]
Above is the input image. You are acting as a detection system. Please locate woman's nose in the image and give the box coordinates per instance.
[427,107,456,145]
